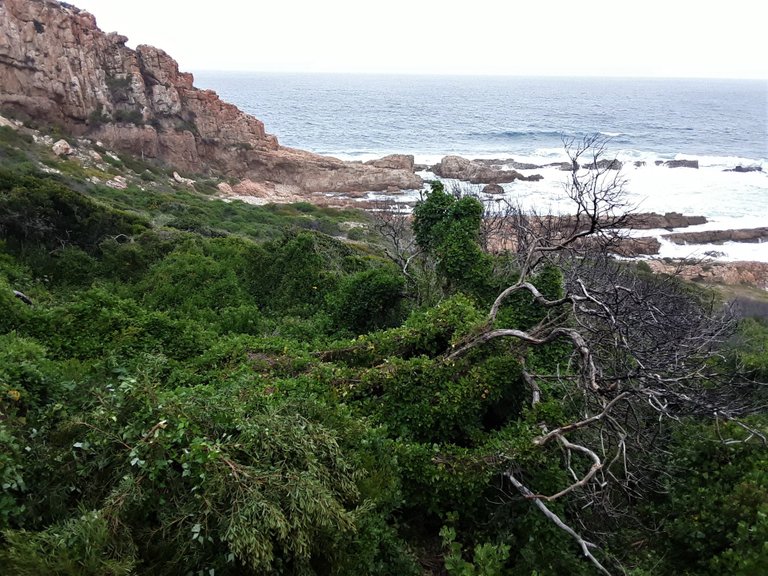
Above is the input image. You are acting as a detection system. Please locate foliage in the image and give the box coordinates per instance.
[413,181,495,298]
[0,134,766,575]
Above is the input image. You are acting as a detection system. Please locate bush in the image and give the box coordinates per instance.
[327,267,406,334]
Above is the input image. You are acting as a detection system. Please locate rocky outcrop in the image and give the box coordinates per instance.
[365,154,414,171]
[481,183,505,194]
[647,260,768,290]
[609,236,662,257]
[662,228,768,245]
[431,155,543,184]
[0,0,421,193]
[624,212,707,230]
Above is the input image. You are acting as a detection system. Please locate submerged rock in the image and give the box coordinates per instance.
[663,159,699,169]
[662,228,768,245]
[482,183,505,194]
[725,165,762,173]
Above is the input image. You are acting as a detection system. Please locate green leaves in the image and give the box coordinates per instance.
[413,182,494,298]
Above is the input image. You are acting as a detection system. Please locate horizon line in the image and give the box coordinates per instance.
[190,69,768,82]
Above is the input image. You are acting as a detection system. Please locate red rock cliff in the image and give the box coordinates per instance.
[0,0,422,193]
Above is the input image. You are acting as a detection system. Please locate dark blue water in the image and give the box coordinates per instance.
[194,73,768,161]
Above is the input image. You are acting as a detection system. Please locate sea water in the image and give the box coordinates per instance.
[195,73,768,261]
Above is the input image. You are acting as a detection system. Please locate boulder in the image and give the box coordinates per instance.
[482,183,505,194]
[52,138,73,156]
[366,154,415,171]
[173,171,195,187]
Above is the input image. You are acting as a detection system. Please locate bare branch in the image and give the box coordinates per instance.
[505,470,613,576]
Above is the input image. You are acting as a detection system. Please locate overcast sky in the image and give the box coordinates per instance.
[69,0,766,79]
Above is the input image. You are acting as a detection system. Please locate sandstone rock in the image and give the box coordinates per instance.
[0,113,20,129]
[173,171,195,187]
[216,182,234,195]
[647,260,768,291]
[0,0,422,194]
[52,138,73,156]
[366,154,415,171]
[106,175,127,189]
[610,237,661,257]
[624,212,707,230]
[662,227,768,245]
[432,155,543,184]
[482,183,505,194]
[664,159,699,169]
[232,179,273,197]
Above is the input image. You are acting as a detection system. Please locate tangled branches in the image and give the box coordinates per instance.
[445,135,759,574]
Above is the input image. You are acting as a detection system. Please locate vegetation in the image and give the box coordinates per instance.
[0,127,766,575]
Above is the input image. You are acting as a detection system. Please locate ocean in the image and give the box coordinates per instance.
[194,73,768,262]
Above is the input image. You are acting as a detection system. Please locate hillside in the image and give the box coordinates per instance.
[1,116,767,574]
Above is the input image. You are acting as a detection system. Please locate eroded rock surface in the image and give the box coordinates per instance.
[0,0,421,193]
[431,155,543,184]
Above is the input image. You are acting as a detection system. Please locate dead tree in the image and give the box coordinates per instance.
[445,135,761,574]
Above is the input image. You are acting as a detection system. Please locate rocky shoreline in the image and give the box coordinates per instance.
[1,0,764,290]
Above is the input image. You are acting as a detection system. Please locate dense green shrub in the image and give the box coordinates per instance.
[413,182,494,298]
[0,169,148,252]
[327,267,406,334]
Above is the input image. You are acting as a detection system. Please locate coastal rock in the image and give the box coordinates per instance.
[725,165,762,173]
[610,236,662,257]
[473,158,541,170]
[547,161,579,171]
[583,158,622,170]
[482,183,505,194]
[647,260,768,291]
[624,212,707,230]
[366,154,415,171]
[663,159,699,169]
[662,227,768,245]
[0,0,421,194]
[432,155,543,184]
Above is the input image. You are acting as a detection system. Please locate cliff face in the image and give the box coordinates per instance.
[0,0,422,193]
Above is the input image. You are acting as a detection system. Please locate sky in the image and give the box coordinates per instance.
[68,0,767,79]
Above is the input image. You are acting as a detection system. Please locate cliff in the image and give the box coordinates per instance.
[0,0,422,193]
